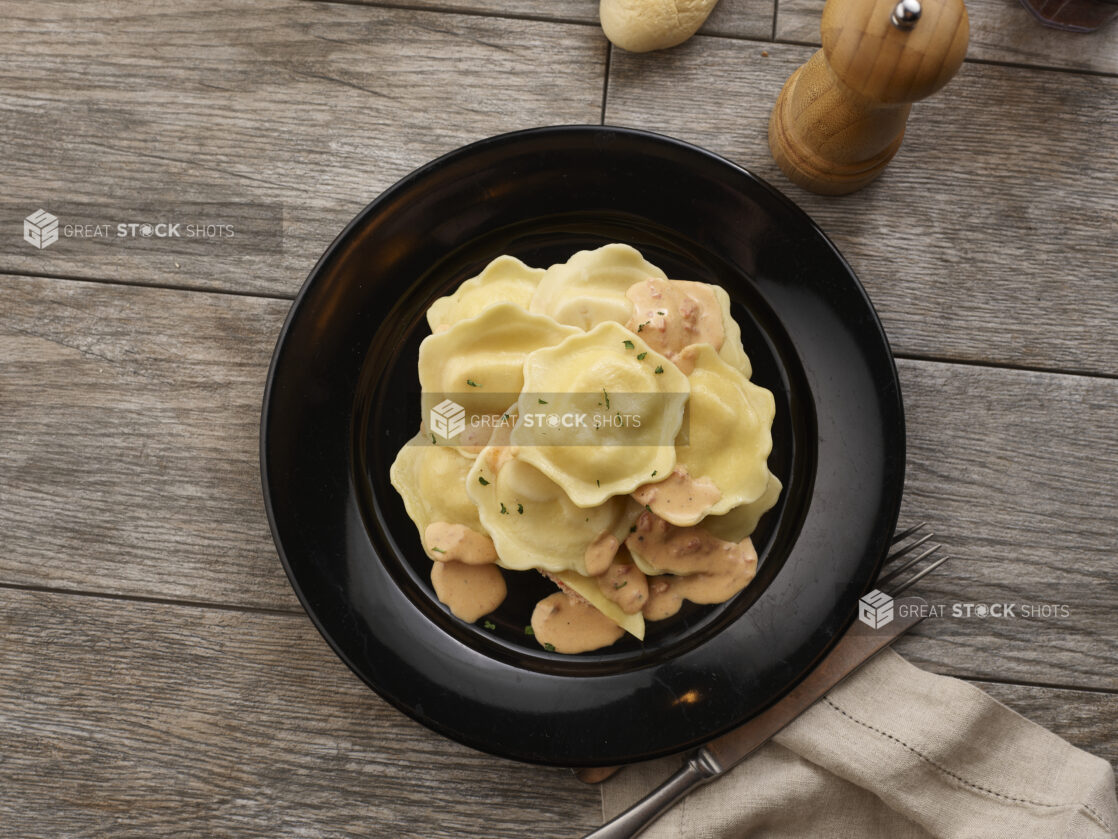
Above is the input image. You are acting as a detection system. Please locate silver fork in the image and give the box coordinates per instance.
[876,522,949,594]
[578,523,949,839]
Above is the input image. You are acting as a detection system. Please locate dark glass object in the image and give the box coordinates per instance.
[1019,0,1118,32]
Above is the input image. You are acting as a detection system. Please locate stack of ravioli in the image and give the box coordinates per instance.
[391,244,781,654]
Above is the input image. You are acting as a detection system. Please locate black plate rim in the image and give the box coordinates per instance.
[260,124,905,765]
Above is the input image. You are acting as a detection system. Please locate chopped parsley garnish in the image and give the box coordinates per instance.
[483,620,496,631]
[603,389,610,410]
[657,310,666,315]
[596,479,601,487]
[478,475,489,486]
[622,339,635,350]
[637,351,647,361]
[645,504,652,512]
[431,547,445,554]
[538,398,548,404]
[613,581,628,590]
[503,413,510,422]
[517,503,524,514]
[430,433,437,445]
[543,642,556,652]
[637,321,649,332]
[500,502,508,515]
[654,365,664,374]
[524,626,535,636]
[651,470,658,477]
[466,379,480,387]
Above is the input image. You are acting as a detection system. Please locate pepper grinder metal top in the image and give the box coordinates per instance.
[891,0,922,28]
[768,0,969,195]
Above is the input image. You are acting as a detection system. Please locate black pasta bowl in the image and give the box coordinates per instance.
[260,125,904,766]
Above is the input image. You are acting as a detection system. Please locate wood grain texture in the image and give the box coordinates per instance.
[2,277,1115,691]
[776,0,1118,75]
[606,39,1118,375]
[0,0,606,295]
[892,358,1118,692]
[973,681,1118,765]
[0,275,298,610]
[0,588,1110,839]
[317,0,777,40]
[0,588,601,839]
[1,0,1113,829]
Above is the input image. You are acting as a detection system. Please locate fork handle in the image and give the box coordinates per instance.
[580,748,723,839]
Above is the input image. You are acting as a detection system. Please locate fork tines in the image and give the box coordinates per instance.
[880,523,950,596]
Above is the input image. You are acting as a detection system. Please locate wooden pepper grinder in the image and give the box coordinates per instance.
[768,0,969,195]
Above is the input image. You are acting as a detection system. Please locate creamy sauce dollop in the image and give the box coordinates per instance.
[596,556,650,615]
[531,591,625,653]
[430,560,507,622]
[632,467,722,524]
[626,511,758,620]
[625,279,724,361]
[583,531,622,576]
[424,522,499,565]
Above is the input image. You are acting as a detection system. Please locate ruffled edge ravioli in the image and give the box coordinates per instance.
[530,243,666,330]
[636,344,774,526]
[418,302,579,418]
[511,321,690,508]
[391,244,782,653]
[711,285,753,379]
[389,432,488,557]
[700,473,782,543]
[467,423,640,578]
[426,255,545,332]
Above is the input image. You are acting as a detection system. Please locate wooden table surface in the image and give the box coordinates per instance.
[2,1,1116,836]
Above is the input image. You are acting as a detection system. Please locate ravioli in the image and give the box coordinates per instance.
[634,344,774,525]
[712,285,753,379]
[418,302,579,421]
[389,432,491,559]
[530,243,666,330]
[700,473,783,543]
[426,255,544,332]
[510,321,690,508]
[467,424,640,577]
[391,245,782,654]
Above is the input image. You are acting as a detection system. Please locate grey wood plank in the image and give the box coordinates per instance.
[0,0,606,295]
[705,0,778,39]
[310,0,777,40]
[0,588,600,839]
[892,357,1118,692]
[0,274,298,610]
[1,278,1115,689]
[775,0,1118,75]
[973,681,1118,766]
[0,588,1111,839]
[606,39,1118,376]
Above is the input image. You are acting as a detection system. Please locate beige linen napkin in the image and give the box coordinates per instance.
[603,650,1117,838]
